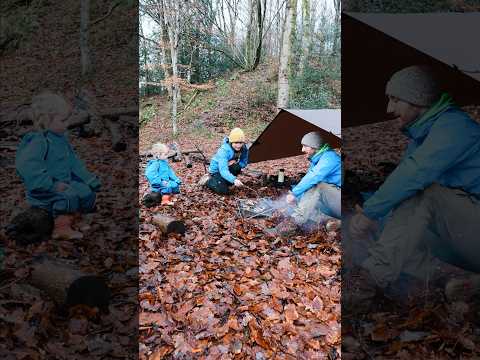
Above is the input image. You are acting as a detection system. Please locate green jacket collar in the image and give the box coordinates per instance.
[404,93,456,139]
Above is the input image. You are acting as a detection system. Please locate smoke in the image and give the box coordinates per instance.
[259,194,294,218]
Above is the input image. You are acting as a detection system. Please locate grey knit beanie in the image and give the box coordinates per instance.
[386,66,441,107]
[301,132,324,149]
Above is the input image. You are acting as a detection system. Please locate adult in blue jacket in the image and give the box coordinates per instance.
[349,66,480,302]
[144,142,181,206]
[15,92,100,240]
[206,128,249,195]
[271,132,341,236]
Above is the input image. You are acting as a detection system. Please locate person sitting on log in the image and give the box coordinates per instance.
[15,92,101,241]
[268,132,341,236]
[347,65,480,308]
[202,127,249,195]
[144,142,181,206]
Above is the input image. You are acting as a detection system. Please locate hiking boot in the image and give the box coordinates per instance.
[52,215,83,240]
[142,192,162,208]
[445,275,480,302]
[161,195,174,206]
[198,174,211,186]
[343,268,379,314]
[383,273,426,305]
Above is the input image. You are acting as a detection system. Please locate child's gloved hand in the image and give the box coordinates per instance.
[55,182,70,192]
[88,177,101,191]
[228,160,237,166]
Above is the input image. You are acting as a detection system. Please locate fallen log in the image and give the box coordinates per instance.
[152,214,186,235]
[29,256,110,314]
[100,107,138,119]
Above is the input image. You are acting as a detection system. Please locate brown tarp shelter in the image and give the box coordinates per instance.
[343,12,480,127]
[248,109,341,163]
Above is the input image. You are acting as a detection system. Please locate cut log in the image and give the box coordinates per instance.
[29,256,110,313]
[105,118,126,152]
[184,154,192,168]
[152,214,186,235]
[101,107,138,119]
[171,142,182,162]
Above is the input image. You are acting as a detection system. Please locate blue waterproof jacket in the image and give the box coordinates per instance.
[145,159,181,192]
[15,131,101,199]
[291,145,342,199]
[363,100,480,220]
[208,137,248,183]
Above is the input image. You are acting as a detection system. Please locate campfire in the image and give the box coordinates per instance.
[236,198,277,219]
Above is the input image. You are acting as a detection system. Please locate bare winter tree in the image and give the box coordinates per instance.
[332,0,341,55]
[298,0,311,74]
[163,0,183,136]
[142,0,186,136]
[80,0,91,80]
[277,0,294,108]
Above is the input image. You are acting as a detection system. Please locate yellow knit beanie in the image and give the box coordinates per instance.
[228,128,245,143]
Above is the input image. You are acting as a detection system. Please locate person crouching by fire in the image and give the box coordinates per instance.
[268,131,341,236]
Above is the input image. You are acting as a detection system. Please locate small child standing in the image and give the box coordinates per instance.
[145,143,181,206]
[15,92,101,240]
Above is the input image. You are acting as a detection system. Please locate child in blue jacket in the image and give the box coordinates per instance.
[15,92,101,240]
[145,143,181,206]
[205,128,249,195]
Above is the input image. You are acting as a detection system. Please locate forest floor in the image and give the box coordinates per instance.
[138,67,342,359]
[0,1,138,359]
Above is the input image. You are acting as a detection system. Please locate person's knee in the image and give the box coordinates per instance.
[52,198,73,215]
[316,182,330,191]
[79,191,96,213]
[422,183,444,198]
[229,163,242,176]
[206,177,230,195]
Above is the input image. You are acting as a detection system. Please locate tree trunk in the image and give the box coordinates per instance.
[277,0,293,109]
[140,21,150,96]
[251,0,266,70]
[245,0,255,69]
[158,1,173,98]
[80,0,91,81]
[332,0,341,56]
[163,0,182,137]
[299,0,311,74]
[288,0,298,79]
